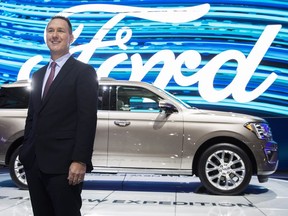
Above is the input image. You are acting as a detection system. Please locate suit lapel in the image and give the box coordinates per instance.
[33,65,47,109]
[40,56,76,108]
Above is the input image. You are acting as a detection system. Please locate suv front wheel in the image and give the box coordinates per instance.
[198,143,252,195]
[9,146,28,190]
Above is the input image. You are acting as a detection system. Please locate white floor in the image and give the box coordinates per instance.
[0,168,288,216]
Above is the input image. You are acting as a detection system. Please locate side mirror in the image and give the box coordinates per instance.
[159,100,178,114]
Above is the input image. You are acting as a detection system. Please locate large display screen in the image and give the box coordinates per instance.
[0,0,287,169]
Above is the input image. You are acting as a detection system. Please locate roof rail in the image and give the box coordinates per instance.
[99,77,116,81]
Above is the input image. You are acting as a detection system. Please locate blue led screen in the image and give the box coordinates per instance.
[0,0,287,169]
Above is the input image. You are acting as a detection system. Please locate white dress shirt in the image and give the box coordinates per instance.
[42,53,71,97]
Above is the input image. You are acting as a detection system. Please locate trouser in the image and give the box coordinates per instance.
[25,159,83,216]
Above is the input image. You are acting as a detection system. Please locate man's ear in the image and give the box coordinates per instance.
[70,34,74,44]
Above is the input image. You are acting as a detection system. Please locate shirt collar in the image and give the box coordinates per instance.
[49,53,71,68]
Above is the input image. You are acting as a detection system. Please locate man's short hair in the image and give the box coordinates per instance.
[49,16,73,34]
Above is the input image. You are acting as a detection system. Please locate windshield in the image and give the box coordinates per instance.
[0,86,30,108]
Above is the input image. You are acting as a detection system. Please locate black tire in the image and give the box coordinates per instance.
[9,146,28,190]
[198,143,252,195]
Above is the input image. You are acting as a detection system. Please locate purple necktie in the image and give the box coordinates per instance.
[43,61,56,98]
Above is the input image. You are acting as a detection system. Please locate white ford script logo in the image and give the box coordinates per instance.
[17,3,281,103]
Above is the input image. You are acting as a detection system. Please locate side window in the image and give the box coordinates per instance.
[116,86,162,112]
[0,87,30,108]
[97,85,110,110]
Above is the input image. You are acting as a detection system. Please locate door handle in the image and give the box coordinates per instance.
[114,120,131,127]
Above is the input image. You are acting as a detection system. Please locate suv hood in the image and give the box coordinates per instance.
[184,108,265,123]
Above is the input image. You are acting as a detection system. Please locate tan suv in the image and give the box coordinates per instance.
[0,79,278,195]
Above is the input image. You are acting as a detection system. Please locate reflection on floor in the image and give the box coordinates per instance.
[0,168,288,216]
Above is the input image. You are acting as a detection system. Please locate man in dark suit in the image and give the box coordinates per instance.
[19,16,98,216]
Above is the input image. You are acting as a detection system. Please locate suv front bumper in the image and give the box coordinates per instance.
[257,140,278,176]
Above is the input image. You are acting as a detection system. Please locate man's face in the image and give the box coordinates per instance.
[46,18,74,59]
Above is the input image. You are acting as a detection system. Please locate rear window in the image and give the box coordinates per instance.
[0,86,30,108]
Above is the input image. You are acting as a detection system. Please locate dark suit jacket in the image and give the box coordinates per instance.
[19,56,98,174]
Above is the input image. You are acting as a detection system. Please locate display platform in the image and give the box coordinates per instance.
[0,168,287,216]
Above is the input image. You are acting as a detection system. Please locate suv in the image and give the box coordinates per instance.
[0,79,278,195]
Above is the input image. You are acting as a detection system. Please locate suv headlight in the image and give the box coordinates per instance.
[244,122,273,140]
